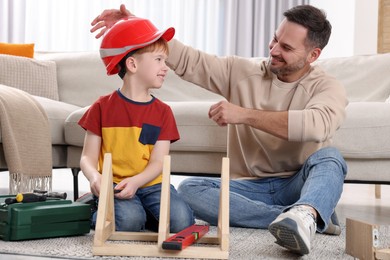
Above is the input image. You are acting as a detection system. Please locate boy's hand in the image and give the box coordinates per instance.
[89,173,102,197]
[90,4,134,39]
[114,178,139,199]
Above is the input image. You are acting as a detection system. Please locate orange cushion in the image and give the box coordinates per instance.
[0,43,35,58]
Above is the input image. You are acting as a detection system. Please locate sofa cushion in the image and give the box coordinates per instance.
[168,101,227,153]
[0,54,59,100]
[36,52,120,107]
[64,106,89,146]
[33,96,80,145]
[35,51,224,107]
[333,102,390,159]
[153,70,224,102]
[317,53,390,102]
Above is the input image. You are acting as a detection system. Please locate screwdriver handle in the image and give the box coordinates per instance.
[16,193,46,203]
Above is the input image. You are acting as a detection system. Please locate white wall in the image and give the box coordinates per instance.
[310,0,378,58]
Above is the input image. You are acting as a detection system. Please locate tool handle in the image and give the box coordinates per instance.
[16,193,46,203]
[4,198,17,205]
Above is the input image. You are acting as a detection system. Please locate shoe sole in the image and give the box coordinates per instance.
[269,217,309,255]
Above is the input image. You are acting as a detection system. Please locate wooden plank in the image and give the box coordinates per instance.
[218,157,230,251]
[109,231,159,241]
[93,153,115,247]
[376,248,390,260]
[345,218,378,260]
[93,243,229,259]
[157,155,171,247]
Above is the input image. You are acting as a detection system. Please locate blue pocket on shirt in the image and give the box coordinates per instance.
[139,123,161,145]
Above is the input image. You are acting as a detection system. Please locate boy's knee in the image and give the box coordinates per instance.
[115,210,146,232]
[169,212,195,233]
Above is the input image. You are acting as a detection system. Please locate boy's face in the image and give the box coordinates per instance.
[132,50,169,89]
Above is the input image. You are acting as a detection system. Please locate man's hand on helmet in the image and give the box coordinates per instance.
[91,4,134,39]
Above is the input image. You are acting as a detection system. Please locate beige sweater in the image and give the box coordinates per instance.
[167,39,348,179]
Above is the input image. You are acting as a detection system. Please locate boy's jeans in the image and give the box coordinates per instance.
[92,184,195,232]
[177,147,347,232]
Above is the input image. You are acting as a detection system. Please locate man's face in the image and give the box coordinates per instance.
[268,19,314,82]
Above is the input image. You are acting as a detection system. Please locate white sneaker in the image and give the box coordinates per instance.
[268,206,316,255]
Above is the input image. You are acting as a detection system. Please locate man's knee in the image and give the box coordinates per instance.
[178,177,197,189]
[309,147,347,175]
[178,177,199,195]
[317,146,343,160]
[178,177,220,197]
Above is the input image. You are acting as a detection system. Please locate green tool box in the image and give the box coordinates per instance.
[0,195,91,241]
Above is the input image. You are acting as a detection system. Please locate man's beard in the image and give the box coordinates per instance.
[268,56,306,78]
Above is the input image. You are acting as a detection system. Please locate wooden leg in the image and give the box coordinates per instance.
[93,153,115,247]
[218,157,230,251]
[375,184,381,199]
[157,155,171,247]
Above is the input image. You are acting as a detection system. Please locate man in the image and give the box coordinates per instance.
[91,4,348,255]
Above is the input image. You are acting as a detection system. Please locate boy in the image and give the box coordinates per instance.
[79,17,195,232]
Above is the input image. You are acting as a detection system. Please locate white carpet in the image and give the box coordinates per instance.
[2,224,388,260]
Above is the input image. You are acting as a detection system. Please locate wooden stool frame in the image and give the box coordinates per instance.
[93,153,229,259]
[346,218,390,260]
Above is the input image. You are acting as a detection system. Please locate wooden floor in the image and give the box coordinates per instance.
[337,183,390,226]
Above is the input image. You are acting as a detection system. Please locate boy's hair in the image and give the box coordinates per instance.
[118,38,169,79]
[283,5,331,50]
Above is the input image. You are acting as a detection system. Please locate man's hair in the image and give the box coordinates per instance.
[118,38,169,79]
[283,5,331,50]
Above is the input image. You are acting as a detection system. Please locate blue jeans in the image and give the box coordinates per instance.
[92,183,195,232]
[177,147,347,232]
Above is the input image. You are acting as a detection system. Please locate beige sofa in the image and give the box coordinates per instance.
[1,52,390,199]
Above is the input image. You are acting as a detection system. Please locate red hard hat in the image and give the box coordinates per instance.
[100,17,175,75]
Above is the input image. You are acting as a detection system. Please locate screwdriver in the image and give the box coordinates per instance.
[4,193,46,205]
